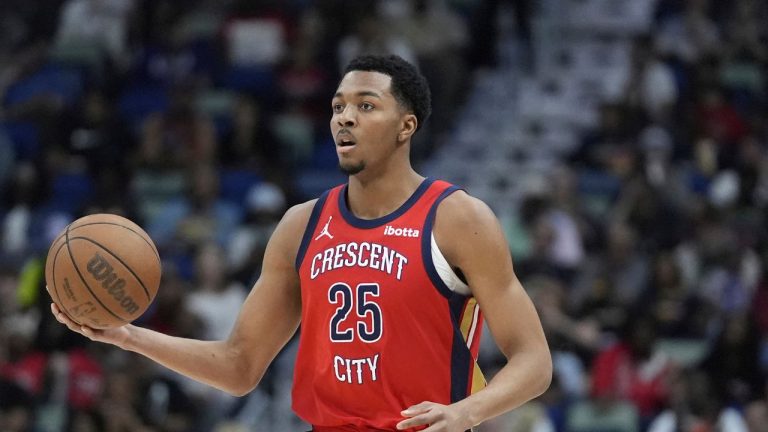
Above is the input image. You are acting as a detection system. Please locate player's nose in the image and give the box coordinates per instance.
[336,106,356,127]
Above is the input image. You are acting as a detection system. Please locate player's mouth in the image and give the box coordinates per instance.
[336,133,357,153]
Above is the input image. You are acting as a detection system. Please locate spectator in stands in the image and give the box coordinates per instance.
[516,194,573,282]
[745,378,768,432]
[0,381,33,432]
[132,83,217,223]
[188,243,247,342]
[138,83,217,170]
[467,0,532,70]
[751,273,768,341]
[642,251,706,338]
[547,167,589,269]
[733,134,768,207]
[131,355,199,432]
[570,103,631,171]
[722,0,768,64]
[647,368,748,432]
[147,164,242,252]
[698,244,756,317]
[655,0,721,65]
[0,130,14,196]
[696,86,748,148]
[63,88,134,203]
[97,367,152,431]
[574,222,649,313]
[637,123,679,190]
[142,263,200,339]
[227,181,286,287]
[337,13,416,75]
[278,28,330,126]
[133,31,207,89]
[0,323,48,401]
[623,35,678,122]
[54,0,137,69]
[591,314,675,422]
[612,175,686,251]
[528,275,596,398]
[397,0,470,146]
[1,163,49,262]
[67,410,102,432]
[220,96,278,171]
[517,168,589,284]
[0,40,64,121]
[186,242,249,429]
[700,313,763,405]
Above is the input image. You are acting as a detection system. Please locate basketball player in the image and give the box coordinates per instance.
[50,55,552,431]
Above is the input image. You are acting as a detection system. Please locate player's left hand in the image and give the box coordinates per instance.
[396,401,473,431]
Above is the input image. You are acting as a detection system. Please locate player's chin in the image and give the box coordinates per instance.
[339,161,366,176]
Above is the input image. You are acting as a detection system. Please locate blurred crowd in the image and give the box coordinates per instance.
[0,0,483,430]
[0,0,766,431]
[475,0,768,431]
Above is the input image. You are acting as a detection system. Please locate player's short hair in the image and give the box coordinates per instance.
[344,55,431,130]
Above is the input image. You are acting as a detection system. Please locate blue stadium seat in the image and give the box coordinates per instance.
[294,169,346,201]
[308,137,339,170]
[117,84,169,133]
[0,121,40,161]
[3,64,84,108]
[217,65,276,98]
[219,168,263,206]
[48,172,94,214]
[196,90,236,141]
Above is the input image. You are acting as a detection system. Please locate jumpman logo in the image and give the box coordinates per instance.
[315,216,334,240]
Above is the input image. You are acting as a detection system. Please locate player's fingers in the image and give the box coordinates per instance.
[79,325,100,340]
[396,412,435,430]
[401,401,434,416]
[50,303,64,321]
[51,303,73,326]
[50,304,108,342]
[50,304,82,331]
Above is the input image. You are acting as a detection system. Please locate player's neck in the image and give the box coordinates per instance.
[346,167,425,220]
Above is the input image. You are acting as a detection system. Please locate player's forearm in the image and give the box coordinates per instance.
[455,348,553,427]
[119,325,257,396]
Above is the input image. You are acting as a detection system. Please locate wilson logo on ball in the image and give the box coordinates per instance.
[86,253,139,315]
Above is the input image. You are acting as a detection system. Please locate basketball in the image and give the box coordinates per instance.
[44,213,161,329]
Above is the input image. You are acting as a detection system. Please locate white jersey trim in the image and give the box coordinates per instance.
[430,233,470,295]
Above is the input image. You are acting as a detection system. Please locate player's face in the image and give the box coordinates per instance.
[331,71,404,175]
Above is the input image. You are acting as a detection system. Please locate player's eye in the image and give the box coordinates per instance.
[332,103,344,113]
[360,102,374,111]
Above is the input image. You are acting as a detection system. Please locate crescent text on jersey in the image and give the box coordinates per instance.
[310,242,409,280]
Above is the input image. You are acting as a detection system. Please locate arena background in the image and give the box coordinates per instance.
[0,0,767,431]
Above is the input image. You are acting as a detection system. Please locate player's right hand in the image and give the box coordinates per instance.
[49,297,131,348]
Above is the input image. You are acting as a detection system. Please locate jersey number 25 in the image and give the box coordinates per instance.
[328,283,382,343]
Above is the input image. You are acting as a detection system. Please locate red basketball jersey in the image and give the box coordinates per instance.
[293,179,485,431]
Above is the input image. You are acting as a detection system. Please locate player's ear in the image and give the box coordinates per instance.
[398,114,418,143]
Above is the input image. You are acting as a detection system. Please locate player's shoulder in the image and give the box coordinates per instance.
[267,198,321,262]
[280,198,319,230]
[433,188,505,267]
[435,188,498,229]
